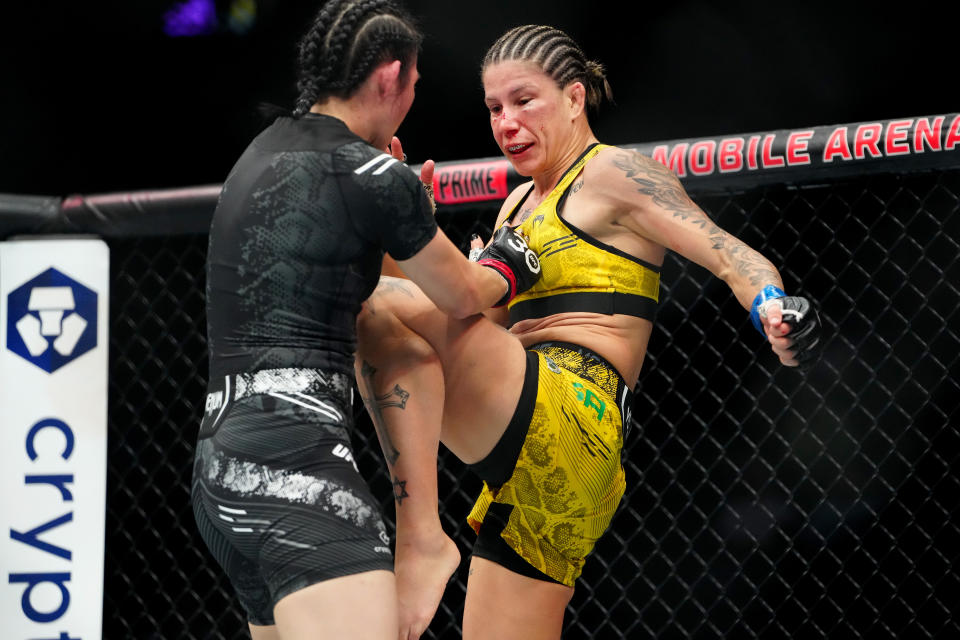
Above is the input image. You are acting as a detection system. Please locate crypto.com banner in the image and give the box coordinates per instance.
[1,238,109,640]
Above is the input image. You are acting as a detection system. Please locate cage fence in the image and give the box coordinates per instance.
[2,116,958,639]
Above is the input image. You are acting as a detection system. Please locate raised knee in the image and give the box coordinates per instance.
[356,305,438,371]
[356,300,381,337]
[395,332,440,369]
[357,277,416,335]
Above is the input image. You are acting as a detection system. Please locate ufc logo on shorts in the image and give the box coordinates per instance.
[332,444,358,471]
[205,391,224,415]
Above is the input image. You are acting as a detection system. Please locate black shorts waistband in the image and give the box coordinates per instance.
[220,367,351,401]
[200,367,352,439]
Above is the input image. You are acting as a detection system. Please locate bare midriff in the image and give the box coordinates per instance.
[510,312,653,388]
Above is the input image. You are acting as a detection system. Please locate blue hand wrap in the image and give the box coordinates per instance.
[750,285,786,336]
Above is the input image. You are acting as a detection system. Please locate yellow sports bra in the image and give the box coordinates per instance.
[503,143,661,324]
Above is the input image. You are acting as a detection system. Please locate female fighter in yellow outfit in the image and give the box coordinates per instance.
[355,24,821,640]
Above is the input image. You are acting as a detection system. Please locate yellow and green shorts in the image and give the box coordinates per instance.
[467,341,633,587]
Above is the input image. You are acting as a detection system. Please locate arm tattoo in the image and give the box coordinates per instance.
[357,360,407,466]
[711,234,781,286]
[613,151,779,287]
[613,150,699,217]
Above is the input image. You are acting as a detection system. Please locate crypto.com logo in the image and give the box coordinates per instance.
[6,268,98,373]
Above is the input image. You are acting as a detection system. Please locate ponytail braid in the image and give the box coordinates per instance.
[293,1,345,117]
[318,0,377,91]
[292,0,422,117]
[584,60,614,111]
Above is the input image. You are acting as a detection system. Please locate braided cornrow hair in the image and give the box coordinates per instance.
[293,0,423,117]
[482,25,613,114]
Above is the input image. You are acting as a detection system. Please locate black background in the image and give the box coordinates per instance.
[1,0,957,197]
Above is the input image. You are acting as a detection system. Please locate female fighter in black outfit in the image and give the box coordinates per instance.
[191,3,540,638]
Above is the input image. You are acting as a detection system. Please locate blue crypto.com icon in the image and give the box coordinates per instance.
[6,268,98,373]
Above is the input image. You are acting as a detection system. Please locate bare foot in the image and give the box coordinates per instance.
[395,532,461,640]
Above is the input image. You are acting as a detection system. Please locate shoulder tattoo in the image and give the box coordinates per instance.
[613,151,778,286]
[612,150,698,216]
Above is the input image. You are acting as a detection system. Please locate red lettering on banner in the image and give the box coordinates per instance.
[823,127,852,162]
[914,116,943,152]
[689,140,716,175]
[761,134,785,168]
[747,136,761,170]
[854,124,883,159]
[652,144,688,177]
[719,138,744,173]
[786,131,813,165]
[434,161,508,205]
[885,120,912,156]
[945,114,960,150]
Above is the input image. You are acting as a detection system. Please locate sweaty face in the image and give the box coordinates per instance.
[482,60,572,177]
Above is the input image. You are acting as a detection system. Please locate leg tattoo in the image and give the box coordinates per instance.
[378,384,410,410]
[358,360,408,466]
[392,477,410,505]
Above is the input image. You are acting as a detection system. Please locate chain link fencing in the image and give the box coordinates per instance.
[91,161,960,639]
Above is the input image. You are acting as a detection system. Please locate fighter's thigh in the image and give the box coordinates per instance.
[463,556,572,640]
[360,277,528,461]
[248,623,280,640]
[272,570,398,640]
[435,313,527,460]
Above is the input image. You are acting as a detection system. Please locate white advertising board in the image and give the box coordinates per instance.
[1,238,109,640]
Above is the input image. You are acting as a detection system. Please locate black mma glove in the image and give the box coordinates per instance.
[777,296,822,367]
[476,226,542,307]
[751,285,822,368]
